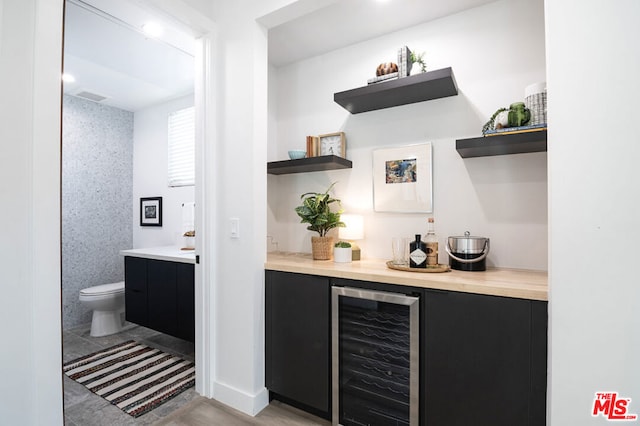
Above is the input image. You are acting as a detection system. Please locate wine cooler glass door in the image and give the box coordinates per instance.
[332,286,419,426]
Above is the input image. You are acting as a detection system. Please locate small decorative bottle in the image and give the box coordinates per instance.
[409,234,427,268]
[425,217,438,266]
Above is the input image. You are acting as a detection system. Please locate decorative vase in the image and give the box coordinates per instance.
[183,236,195,249]
[333,247,352,263]
[508,102,531,127]
[311,236,334,260]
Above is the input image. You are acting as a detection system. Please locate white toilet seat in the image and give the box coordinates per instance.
[80,281,124,297]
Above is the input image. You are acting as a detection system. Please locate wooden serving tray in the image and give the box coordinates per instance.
[386,261,451,273]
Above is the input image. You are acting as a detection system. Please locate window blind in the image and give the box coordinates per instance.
[168,106,195,187]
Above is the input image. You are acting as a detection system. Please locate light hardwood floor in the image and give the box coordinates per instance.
[153,398,330,426]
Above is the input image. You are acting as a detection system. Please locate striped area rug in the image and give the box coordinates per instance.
[63,340,195,417]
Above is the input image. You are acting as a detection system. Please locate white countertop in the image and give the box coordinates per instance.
[120,246,196,264]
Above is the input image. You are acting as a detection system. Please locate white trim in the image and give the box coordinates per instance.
[33,0,64,422]
[213,381,270,417]
[136,0,217,400]
[194,31,217,398]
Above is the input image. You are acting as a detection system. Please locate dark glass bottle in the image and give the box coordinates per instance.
[409,234,427,268]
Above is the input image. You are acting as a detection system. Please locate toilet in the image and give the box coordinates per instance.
[79,281,125,337]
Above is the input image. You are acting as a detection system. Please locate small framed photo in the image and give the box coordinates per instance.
[140,197,163,226]
[318,132,346,157]
[373,143,433,213]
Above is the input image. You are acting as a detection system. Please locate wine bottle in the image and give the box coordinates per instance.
[409,234,427,268]
[425,217,438,266]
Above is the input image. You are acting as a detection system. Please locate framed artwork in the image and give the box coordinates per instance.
[318,132,346,157]
[373,143,433,213]
[140,197,163,226]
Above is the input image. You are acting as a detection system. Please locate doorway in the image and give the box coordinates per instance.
[60,0,209,423]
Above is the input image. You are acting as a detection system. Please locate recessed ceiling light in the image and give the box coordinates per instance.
[62,73,75,83]
[142,22,164,38]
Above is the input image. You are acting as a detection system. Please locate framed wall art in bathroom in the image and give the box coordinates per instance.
[140,197,163,226]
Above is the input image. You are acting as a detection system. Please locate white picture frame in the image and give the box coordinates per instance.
[372,143,433,213]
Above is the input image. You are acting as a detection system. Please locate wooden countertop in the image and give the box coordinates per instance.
[265,252,548,301]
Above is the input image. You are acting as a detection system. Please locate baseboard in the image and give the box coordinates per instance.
[213,381,269,416]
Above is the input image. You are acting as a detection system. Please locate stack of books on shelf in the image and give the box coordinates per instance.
[482,123,547,136]
[306,135,319,157]
[367,46,413,85]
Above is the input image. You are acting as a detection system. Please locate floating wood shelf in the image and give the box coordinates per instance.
[334,67,458,114]
[456,129,548,158]
[267,155,352,175]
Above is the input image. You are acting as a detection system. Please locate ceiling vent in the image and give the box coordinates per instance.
[73,90,108,103]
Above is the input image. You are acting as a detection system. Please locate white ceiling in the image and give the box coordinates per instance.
[63,0,496,111]
[63,0,196,112]
[267,0,497,67]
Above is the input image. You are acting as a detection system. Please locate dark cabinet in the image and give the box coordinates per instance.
[176,263,195,342]
[124,256,195,342]
[265,271,331,418]
[423,289,547,426]
[264,270,547,425]
[124,256,147,325]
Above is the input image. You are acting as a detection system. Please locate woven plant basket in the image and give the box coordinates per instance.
[311,236,334,260]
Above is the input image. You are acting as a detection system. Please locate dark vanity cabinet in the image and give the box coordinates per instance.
[265,271,331,418]
[265,270,548,425]
[125,256,195,342]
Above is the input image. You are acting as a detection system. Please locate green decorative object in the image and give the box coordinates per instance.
[507,102,531,127]
[410,51,427,73]
[482,102,531,134]
[335,241,352,248]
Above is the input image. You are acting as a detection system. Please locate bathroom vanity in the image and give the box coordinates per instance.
[120,247,195,342]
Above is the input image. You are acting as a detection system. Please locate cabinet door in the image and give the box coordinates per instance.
[530,300,548,426]
[176,263,195,342]
[147,259,178,336]
[423,290,535,426]
[124,256,147,326]
[265,271,330,415]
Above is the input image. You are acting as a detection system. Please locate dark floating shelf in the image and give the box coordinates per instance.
[267,155,352,175]
[456,129,548,158]
[334,67,458,114]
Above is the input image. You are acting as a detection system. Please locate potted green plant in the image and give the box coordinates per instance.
[333,241,352,263]
[294,182,345,260]
[410,51,427,74]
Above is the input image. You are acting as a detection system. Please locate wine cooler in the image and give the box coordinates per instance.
[332,286,419,426]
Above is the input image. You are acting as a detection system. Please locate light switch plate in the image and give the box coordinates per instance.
[230,217,240,239]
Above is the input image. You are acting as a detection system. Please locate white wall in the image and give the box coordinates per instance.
[546,0,640,424]
[268,0,548,270]
[206,0,272,413]
[133,94,195,248]
[8,0,640,424]
[0,0,64,424]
